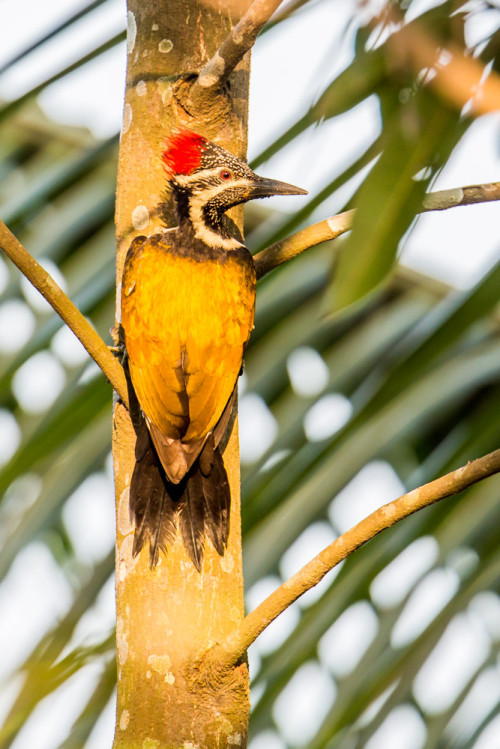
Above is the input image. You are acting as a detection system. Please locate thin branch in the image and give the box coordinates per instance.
[193,0,285,92]
[213,447,500,669]
[0,220,129,407]
[269,0,311,26]
[254,181,500,279]
[421,182,500,211]
[254,209,354,279]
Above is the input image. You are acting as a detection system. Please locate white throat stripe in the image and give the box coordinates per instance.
[188,180,250,250]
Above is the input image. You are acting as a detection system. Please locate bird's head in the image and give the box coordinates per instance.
[162,129,307,248]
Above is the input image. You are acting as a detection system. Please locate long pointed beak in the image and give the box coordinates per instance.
[250,175,308,199]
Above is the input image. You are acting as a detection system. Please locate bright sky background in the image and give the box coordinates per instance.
[0,1,500,748]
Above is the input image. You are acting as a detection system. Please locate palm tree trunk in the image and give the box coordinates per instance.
[112,2,251,745]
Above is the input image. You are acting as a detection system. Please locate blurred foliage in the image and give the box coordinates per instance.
[0,0,499,747]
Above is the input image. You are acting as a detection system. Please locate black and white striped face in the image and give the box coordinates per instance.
[170,142,307,250]
[171,148,259,249]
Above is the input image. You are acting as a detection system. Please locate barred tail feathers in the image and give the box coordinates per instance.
[178,469,205,571]
[129,440,177,567]
[199,435,230,556]
[129,432,230,569]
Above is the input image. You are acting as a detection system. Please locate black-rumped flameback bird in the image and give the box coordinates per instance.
[121,129,307,570]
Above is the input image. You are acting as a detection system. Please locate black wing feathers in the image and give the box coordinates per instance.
[129,428,177,566]
[178,470,205,572]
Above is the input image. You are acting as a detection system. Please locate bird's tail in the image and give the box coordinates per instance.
[129,428,230,570]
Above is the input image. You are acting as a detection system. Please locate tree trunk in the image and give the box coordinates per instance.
[112,2,251,746]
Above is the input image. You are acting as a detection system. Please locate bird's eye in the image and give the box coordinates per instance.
[220,170,232,180]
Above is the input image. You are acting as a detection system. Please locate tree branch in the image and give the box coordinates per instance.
[254,209,354,279]
[213,447,500,669]
[254,181,500,279]
[0,220,129,408]
[193,0,285,92]
[387,18,500,117]
[421,182,500,211]
[269,0,310,26]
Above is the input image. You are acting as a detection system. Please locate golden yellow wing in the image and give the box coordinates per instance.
[121,233,256,449]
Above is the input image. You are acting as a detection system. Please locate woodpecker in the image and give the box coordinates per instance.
[121,129,306,570]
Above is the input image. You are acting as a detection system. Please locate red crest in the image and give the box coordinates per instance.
[162,129,207,178]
